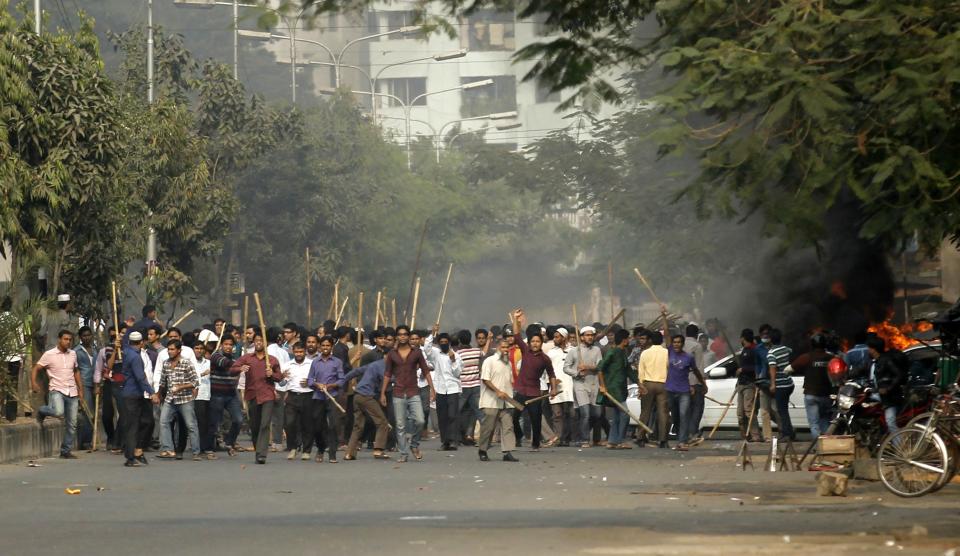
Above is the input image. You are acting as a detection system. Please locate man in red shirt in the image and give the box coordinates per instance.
[230,332,282,464]
[380,325,435,463]
[510,309,558,451]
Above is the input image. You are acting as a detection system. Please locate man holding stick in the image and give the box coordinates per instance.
[564,326,604,449]
[735,329,764,442]
[338,358,392,460]
[381,325,435,463]
[307,336,345,463]
[598,329,637,450]
[637,326,671,449]
[230,332,282,464]
[510,309,558,452]
[477,338,520,462]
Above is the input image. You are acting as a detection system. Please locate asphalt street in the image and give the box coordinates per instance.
[2,436,959,555]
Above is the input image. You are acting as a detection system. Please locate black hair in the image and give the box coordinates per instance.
[292,341,305,350]
[167,339,183,350]
[322,319,336,331]
[57,329,73,339]
[758,323,772,335]
[318,335,335,346]
[383,327,396,337]
[475,328,488,337]
[181,332,197,347]
[395,325,410,335]
[741,328,755,343]
[225,324,238,335]
[650,331,664,345]
[457,329,472,346]
[167,326,182,337]
[78,326,92,335]
[148,323,162,336]
[853,330,868,345]
[685,324,699,338]
[220,335,235,346]
[632,326,647,337]
[214,318,226,325]
[368,330,382,340]
[671,334,685,344]
[335,326,351,340]
[866,336,886,352]
[770,328,783,344]
[267,326,282,343]
[614,329,630,344]
[283,322,298,332]
[142,304,156,317]
[449,335,461,348]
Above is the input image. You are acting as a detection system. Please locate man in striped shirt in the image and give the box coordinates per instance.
[765,328,795,440]
[455,329,483,446]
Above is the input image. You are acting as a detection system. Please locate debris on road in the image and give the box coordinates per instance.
[64,488,81,495]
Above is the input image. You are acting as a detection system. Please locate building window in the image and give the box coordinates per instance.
[369,10,421,39]
[531,13,551,37]
[461,10,515,51]
[535,80,560,103]
[383,77,427,107]
[460,75,517,118]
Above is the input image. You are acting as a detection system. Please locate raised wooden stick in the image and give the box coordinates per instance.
[327,279,340,320]
[334,296,350,328]
[403,220,428,321]
[242,295,249,332]
[436,263,454,328]
[633,268,663,306]
[160,309,194,338]
[318,385,346,413]
[305,247,313,329]
[410,277,421,329]
[602,391,653,435]
[707,388,739,440]
[253,293,268,347]
[391,298,397,328]
[110,280,121,363]
[608,261,615,321]
[572,304,583,362]
[357,292,364,346]
[523,389,564,406]
[374,290,382,330]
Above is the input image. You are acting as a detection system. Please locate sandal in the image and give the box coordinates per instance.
[157,451,176,459]
[373,451,390,460]
[344,455,356,461]
[227,447,237,457]
[328,458,338,464]
[192,454,203,461]
[412,447,422,460]
[206,452,219,460]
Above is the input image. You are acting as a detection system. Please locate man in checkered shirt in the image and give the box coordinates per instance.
[158,339,201,460]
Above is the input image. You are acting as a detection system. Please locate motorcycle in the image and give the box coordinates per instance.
[829,380,935,456]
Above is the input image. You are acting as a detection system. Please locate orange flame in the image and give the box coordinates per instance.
[867,319,930,351]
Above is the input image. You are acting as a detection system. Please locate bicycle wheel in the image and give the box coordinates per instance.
[905,412,933,430]
[877,428,950,498]
[929,436,959,493]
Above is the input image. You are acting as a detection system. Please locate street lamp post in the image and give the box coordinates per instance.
[446,121,523,151]
[334,27,420,88]
[369,50,467,121]
[403,79,493,169]
[34,0,40,33]
[434,111,518,163]
[174,0,249,80]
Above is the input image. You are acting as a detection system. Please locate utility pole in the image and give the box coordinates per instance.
[146,0,158,286]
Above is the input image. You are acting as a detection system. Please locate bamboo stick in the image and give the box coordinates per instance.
[242,295,249,333]
[633,268,663,306]
[608,261,615,321]
[436,263,454,328]
[403,220,428,322]
[110,281,121,363]
[357,292,364,346]
[391,298,397,328]
[305,247,312,329]
[410,277,421,329]
[374,291,382,330]
[602,391,653,435]
[334,296,350,328]
[160,309,194,338]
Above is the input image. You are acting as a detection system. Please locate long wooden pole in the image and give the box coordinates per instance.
[391,298,397,328]
[410,277,421,329]
[110,281,121,363]
[327,279,340,321]
[253,293,267,347]
[305,247,312,329]
[603,391,653,435]
[374,290,382,330]
[403,220,428,321]
[159,309,194,338]
[436,263,454,328]
[242,295,249,333]
[335,296,350,328]
[608,261,615,321]
[633,268,663,306]
[572,304,583,362]
[357,292,364,346]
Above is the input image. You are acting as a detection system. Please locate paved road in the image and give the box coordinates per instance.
[2,436,959,555]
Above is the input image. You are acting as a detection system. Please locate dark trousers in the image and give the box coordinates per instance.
[209,394,243,448]
[247,399,275,460]
[313,398,340,459]
[194,399,211,452]
[173,412,188,454]
[436,392,460,446]
[101,381,119,448]
[458,386,481,440]
[514,393,545,448]
[284,392,314,453]
[774,384,795,438]
[270,391,286,446]
[688,384,706,440]
[121,396,154,461]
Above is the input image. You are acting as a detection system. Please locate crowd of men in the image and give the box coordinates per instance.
[28,297,922,466]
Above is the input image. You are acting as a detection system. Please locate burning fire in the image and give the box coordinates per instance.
[867,320,933,351]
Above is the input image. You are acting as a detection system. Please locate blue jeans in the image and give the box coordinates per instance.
[40,391,79,455]
[608,405,629,445]
[884,405,899,435]
[804,394,832,439]
[392,394,425,457]
[160,401,200,455]
[667,391,691,444]
[576,404,602,444]
[208,394,244,448]
[774,384,795,438]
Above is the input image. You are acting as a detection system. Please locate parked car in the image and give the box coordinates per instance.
[624,343,942,434]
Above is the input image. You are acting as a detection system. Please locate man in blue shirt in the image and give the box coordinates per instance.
[339,358,391,460]
[74,326,97,450]
[307,337,345,463]
[120,332,157,467]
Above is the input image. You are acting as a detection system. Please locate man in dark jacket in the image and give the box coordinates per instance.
[866,336,908,434]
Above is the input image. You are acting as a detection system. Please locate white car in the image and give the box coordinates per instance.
[624,343,941,435]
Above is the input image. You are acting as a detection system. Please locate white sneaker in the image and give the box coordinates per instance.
[286,449,298,460]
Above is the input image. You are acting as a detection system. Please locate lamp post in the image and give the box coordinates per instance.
[447,122,523,150]
[34,0,40,33]
[174,0,249,80]
[369,50,467,121]
[434,111,518,162]
[403,79,493,169]
[334,27,420,88]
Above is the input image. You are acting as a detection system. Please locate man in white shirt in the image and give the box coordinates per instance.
[281,342,315,460]
[477,339,519,462]
[424,327,463,451]
[267,330,291,452]
[548,327,576,446]
[193,334,215,459]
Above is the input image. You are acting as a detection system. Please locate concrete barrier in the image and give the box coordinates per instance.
[0,421,64,464]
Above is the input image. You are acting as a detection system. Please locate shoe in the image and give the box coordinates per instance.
[674,444,688,451]
[255,457,266,464]
[461,437,476,446]
[440,444,458,451]
[136,455,149,465]
[502,452,519,462]
[124,459,140,467]
[658,441,669,449]
[175,453,183,461]
[478,450,490,462]
[398,455,408,463]
[315,454,324,463]
[412,447,423,460]
[636,439,647,448]
[36,412,46,426]
[301,452,311,461]
[329,457,338,463]
[192,454,203,461]
[542,437,559,448]
[59,452,78,459]
[580,443,591,449]
[287,449,298,460]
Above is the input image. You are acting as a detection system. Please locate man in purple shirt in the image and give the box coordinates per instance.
[666,334,702,451]
[307,336,344,463]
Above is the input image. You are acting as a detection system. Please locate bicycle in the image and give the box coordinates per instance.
[877,386,960,497]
